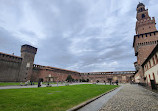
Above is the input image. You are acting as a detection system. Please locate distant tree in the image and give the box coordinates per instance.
[66,75,73,82]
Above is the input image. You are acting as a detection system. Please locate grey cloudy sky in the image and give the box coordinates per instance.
[0,0,158,72]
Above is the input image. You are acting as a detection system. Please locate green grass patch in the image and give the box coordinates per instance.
[0,82,21,86]
[0,84,118,111]
[0,82,58,86]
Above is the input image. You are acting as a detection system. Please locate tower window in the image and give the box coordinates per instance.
[142,14,145,18]
[141,8,142,12]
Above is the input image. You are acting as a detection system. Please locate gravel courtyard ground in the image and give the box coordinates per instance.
[100,84,158,111]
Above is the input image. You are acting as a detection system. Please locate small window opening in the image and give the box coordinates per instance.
[142,14,145,18]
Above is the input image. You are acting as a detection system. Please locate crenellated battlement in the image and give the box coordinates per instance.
[33,64,79,74]
[33,64,46,69]
[0,52,22,63]
[80,71,135,75]
[21,44,37,54]
[133,31,158,47]
[136,17,155,27]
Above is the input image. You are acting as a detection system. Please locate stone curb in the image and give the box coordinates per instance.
[67,86,119,111]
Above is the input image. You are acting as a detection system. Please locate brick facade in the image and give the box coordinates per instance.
[80,71,134,83]
[133,3,158,83]
[0,45,135,82]
[0,52,22,82]
[32,64,80,82]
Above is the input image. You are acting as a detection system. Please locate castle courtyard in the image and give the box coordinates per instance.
[0,84,117,111]
[0,84,158,111]
[1,1,158,111]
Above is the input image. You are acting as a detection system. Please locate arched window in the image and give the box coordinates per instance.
[153,73,156,83]
[152,57,155,65]
[149,74,151,83]
[155,54,158,64]
[142,14,145,18]
[149,61,151,68]
[145,65,147,71]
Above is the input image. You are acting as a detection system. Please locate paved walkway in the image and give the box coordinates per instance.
[0,83,90,90]
[78,86,123,111]
[100,84,158,111]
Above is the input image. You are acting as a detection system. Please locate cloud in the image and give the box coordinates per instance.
[0,0,158,72]
[0,27,22,56]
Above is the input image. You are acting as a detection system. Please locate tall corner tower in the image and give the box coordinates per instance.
[133,2,158,82]
[19,44,37,82]
[136,2,157,34]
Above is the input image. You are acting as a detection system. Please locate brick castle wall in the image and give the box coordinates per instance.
[80,72,134,83]
[0,52,22,82]
[32,64,81,82]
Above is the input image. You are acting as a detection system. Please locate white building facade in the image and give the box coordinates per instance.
[142,44,158,89]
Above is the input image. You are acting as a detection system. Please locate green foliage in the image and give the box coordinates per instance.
[0,84,118,111]
[65,75,74,82]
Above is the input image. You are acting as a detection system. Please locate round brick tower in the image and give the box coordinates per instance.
[19,44,37,82]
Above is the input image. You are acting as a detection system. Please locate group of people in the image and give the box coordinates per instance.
[20,80,35,86]
[103,80,119,85]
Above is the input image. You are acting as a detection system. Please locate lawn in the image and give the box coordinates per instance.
[0,82,56,86]
[0,82,21,86]
[0,84,118,111]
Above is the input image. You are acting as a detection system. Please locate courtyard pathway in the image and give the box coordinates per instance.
[99,84,158,111]
[0,83,90,89]
[77,85,123,111]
